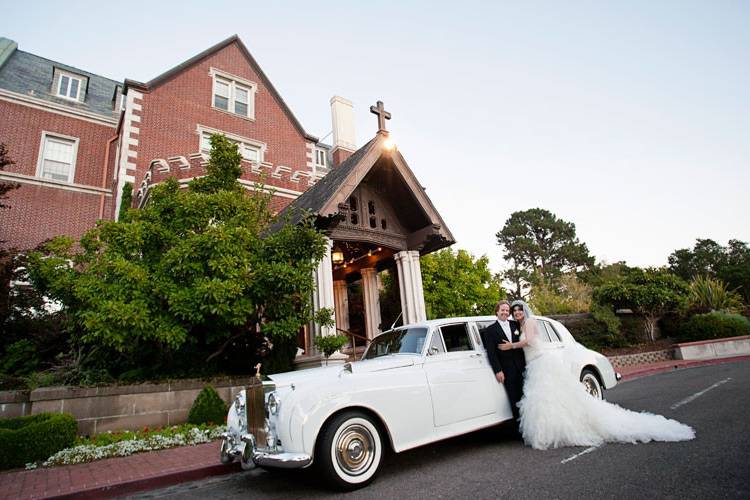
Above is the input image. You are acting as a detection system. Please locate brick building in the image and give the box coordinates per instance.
[0,35,333,249]
[0,35,455,365]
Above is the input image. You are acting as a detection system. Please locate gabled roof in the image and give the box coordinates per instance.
[123,35,317,142]
[280,133,455,253]
[0,38,121,119]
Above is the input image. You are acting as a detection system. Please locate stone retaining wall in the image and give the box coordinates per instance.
[675,335,750,360]
[0,377,254,436]
[607,349,675,368]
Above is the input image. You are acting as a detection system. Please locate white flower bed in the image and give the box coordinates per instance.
[26,426,226,469]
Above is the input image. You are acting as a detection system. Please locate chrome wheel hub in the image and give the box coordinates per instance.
[335,424,375,476]
[583,376,600,398]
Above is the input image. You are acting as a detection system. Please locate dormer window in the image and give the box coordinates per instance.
[210,68,256,119]
[57,72,83,101]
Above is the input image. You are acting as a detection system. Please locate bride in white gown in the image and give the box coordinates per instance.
[503,300,695,450]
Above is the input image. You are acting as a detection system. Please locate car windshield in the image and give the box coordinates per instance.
[362,327,429,359]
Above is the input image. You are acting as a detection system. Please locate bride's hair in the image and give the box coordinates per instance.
[510,300,534,323]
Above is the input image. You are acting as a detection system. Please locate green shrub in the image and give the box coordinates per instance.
[0,339,39,376]
[187,385,227,425]
[564,318,630,351]
[619,315,649,343]
[679,312,750,342]
[0,413,77,469]
[591,303,621,337]
[688,275,744,314]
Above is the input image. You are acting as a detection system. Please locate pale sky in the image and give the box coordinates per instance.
[3,1,749,273]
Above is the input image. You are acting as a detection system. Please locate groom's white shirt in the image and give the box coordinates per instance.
[497,319,512,342]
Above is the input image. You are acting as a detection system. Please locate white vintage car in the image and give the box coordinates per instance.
[220,315,621,489]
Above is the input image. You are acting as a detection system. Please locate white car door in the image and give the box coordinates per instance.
[423,322,498,427]
[538,319,578,377]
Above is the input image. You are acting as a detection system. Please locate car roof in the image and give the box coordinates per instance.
[399,315,556,329]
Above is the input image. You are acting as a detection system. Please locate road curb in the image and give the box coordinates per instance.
[46,462,239,500]
[620,355,750,381]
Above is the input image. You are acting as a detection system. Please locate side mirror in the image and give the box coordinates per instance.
[428,346,439,356]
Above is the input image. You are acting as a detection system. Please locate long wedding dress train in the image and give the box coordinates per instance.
[517,318,695,450]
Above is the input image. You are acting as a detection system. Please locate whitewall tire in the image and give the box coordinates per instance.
[316,411,384,490]
[580,369,604,400]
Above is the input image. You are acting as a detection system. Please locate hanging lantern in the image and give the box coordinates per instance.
[332,246,344,265]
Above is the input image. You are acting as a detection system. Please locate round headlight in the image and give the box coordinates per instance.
[267,393,279,415]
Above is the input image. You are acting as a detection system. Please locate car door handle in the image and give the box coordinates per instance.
[470,353,483,358]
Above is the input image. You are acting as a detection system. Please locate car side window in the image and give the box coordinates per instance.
[439,323,472,352]
[545,321,563,342]
[539,321,561,343]
[428,329,446,355]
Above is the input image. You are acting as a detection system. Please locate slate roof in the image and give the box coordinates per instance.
[279,136,379,225]
[0,40,121,119]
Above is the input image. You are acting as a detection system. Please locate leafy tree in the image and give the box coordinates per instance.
[594,268,688,341]
[0,143,20,212]
[530,273,592,315]
[420,248,505,319]
[314,335,348,365]
[28,134,330,379]
[668,239,727,280]
[497,208,594,297]
[668,239,750,303]
[578,261,632,288]
[118,182,133,221]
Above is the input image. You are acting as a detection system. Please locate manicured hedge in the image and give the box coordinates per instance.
[188,385,227,425]
[0,412,77,469]
[680,312,750,342]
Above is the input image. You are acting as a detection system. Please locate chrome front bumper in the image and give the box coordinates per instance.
[220,432,311,469]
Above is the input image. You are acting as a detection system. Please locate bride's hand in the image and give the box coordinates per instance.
[498,342,513,351]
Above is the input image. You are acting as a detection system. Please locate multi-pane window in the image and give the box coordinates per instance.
[39,135,76,182]
[57,73,82,100]
[212,75,254,118]
[200,131,261,163]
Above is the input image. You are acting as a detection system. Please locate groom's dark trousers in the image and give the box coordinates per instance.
[481,320,526,423]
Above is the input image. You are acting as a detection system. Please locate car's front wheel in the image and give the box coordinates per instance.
[316,410,384,490]
[580,369,604,400]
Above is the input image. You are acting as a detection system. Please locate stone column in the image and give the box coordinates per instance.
[333,280,350,333]
[361,268,382,339]
[310,238,336,349]
[395,250,427,324]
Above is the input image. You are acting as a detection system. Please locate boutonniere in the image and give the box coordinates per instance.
[513,330,520,336]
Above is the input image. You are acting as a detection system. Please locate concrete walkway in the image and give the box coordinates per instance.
[2,354,749,500]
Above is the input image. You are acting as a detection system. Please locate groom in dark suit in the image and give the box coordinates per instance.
[481,300,526,424]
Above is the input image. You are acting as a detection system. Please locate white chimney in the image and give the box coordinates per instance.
[330,96,356,162]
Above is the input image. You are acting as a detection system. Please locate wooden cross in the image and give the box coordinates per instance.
[370,100,391,133]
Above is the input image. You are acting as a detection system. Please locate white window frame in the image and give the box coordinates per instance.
[36,131,79,183]
[197,125,266,164]
[56,71,83,101]
[209,67,257,120]
[314,148,327,168]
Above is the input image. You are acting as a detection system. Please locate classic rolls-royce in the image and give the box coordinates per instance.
[219,315,621,489]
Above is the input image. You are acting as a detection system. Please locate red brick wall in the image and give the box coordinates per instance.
[0,100,115,185]
[0,183,106,250]
[0,100,117,249]
[132,41,313,198]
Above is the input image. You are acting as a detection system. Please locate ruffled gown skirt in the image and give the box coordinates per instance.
[518,350,695,450]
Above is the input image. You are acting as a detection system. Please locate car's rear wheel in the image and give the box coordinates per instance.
[580,369,604,400]
[316,410,384,490]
